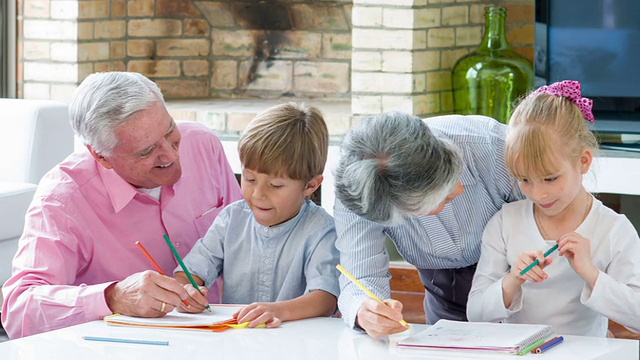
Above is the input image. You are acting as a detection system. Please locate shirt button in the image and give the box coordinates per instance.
[175,242,180,247]
[263,258,269,264]
[264,228,268,233]
[262,276,268,282]
[261,295,268,301]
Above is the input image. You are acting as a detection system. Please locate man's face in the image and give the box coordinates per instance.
[91,100,182,189]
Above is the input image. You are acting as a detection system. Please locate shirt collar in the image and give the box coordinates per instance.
[96,144,188,212]
[97,164,140,213]
[254,200,309,236]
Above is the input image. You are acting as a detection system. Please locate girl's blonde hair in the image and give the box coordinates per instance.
[506,92,598,179]
[238,102,328,182]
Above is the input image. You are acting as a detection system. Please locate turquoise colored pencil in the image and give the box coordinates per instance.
[519,243,559,276]
[163,234,211,312]
[83,336,169,346]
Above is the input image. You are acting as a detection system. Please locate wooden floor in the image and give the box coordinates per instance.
[390,263,640,339]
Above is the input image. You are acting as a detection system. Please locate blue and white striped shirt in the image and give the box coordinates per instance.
[334,115,521,328]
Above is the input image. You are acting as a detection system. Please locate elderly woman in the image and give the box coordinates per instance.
[334,111,520,338]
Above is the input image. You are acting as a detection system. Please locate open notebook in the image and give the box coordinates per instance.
[104,305,242,332]
[397,320,554,354]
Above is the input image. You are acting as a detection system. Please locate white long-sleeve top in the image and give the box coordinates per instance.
[467,197,640,337]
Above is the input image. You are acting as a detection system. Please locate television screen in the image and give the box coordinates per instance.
[536,0,640,135]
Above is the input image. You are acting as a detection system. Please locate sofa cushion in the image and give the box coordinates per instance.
[0,181,36,241]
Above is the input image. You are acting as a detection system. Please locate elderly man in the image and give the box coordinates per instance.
[333,111,521,338]
[1,72,242,338]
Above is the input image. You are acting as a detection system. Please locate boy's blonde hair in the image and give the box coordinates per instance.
[506,93,598,179]
[238,102,328,181]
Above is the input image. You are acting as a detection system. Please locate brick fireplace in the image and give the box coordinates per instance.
[16,0,534,137]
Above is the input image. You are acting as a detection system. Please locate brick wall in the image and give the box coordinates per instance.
[16,0,534,122]
[18,0,353,101]
[350,0,534,118]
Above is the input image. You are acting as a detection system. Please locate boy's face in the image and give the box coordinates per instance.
[241,168,322,227]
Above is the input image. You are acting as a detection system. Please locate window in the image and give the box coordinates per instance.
[0,0,16,98]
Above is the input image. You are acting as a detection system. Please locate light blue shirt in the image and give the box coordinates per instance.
[181,199,340,304]
[334,115,521,328]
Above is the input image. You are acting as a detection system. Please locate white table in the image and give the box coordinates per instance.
[0,307,637,360]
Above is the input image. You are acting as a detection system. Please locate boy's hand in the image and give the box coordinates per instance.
[234,303,282,328]
[176,284,209,313]
[173,272,209,313]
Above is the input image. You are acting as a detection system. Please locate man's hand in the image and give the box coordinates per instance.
[356,298,409,338]
[104,270,190,317]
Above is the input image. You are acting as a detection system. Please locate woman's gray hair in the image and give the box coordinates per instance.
[334,111,463,225]
[69,72,164,156]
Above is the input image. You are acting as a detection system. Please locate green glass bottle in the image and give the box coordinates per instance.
[452,6,534,124]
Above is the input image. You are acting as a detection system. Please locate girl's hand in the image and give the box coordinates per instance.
[557,232,599,286]
[502,250,552,309]
[510,250,553,284]
[234,303,282,328]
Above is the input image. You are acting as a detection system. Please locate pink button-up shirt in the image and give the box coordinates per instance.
[1,122,242,339]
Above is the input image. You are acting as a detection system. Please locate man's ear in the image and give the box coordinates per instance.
[87,144,113,169]
[303,174,324,197]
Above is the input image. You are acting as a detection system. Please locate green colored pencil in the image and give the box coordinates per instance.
[519,243,559,276]
[518,338,546,356]
[163,234,211,312]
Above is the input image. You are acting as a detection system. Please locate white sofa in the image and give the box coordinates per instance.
[0,99,74,289]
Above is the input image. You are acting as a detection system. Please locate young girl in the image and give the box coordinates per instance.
[467,80,640,337]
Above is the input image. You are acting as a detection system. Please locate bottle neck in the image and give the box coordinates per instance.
[480,7,509,51]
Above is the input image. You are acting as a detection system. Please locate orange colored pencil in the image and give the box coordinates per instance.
[135,241,191,308]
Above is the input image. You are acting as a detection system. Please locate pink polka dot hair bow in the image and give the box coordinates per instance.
[532,80,595,122]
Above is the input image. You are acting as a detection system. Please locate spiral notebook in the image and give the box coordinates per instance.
[396,320,554,354]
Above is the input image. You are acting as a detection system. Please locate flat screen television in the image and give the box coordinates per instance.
[535,0,640,139]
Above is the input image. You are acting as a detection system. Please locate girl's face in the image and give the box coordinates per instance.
[516,150,592,218]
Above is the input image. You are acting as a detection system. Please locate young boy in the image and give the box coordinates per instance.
[175,103,339,328]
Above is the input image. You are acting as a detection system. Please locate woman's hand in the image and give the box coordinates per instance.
[355,298,408,338]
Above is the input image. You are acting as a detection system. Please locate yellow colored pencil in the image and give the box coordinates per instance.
[336,264,409,327]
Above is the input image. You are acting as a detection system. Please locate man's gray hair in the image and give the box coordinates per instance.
[334,111,463,225]
[69,72,164,156]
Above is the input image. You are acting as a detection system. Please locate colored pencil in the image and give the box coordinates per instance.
[83,336,169,346]
[163,234,211,312]
[135,241,191,308]
[520,243,559,276]
[534,336,564,354]
[518,338,546,356]
[336,264,409,327]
